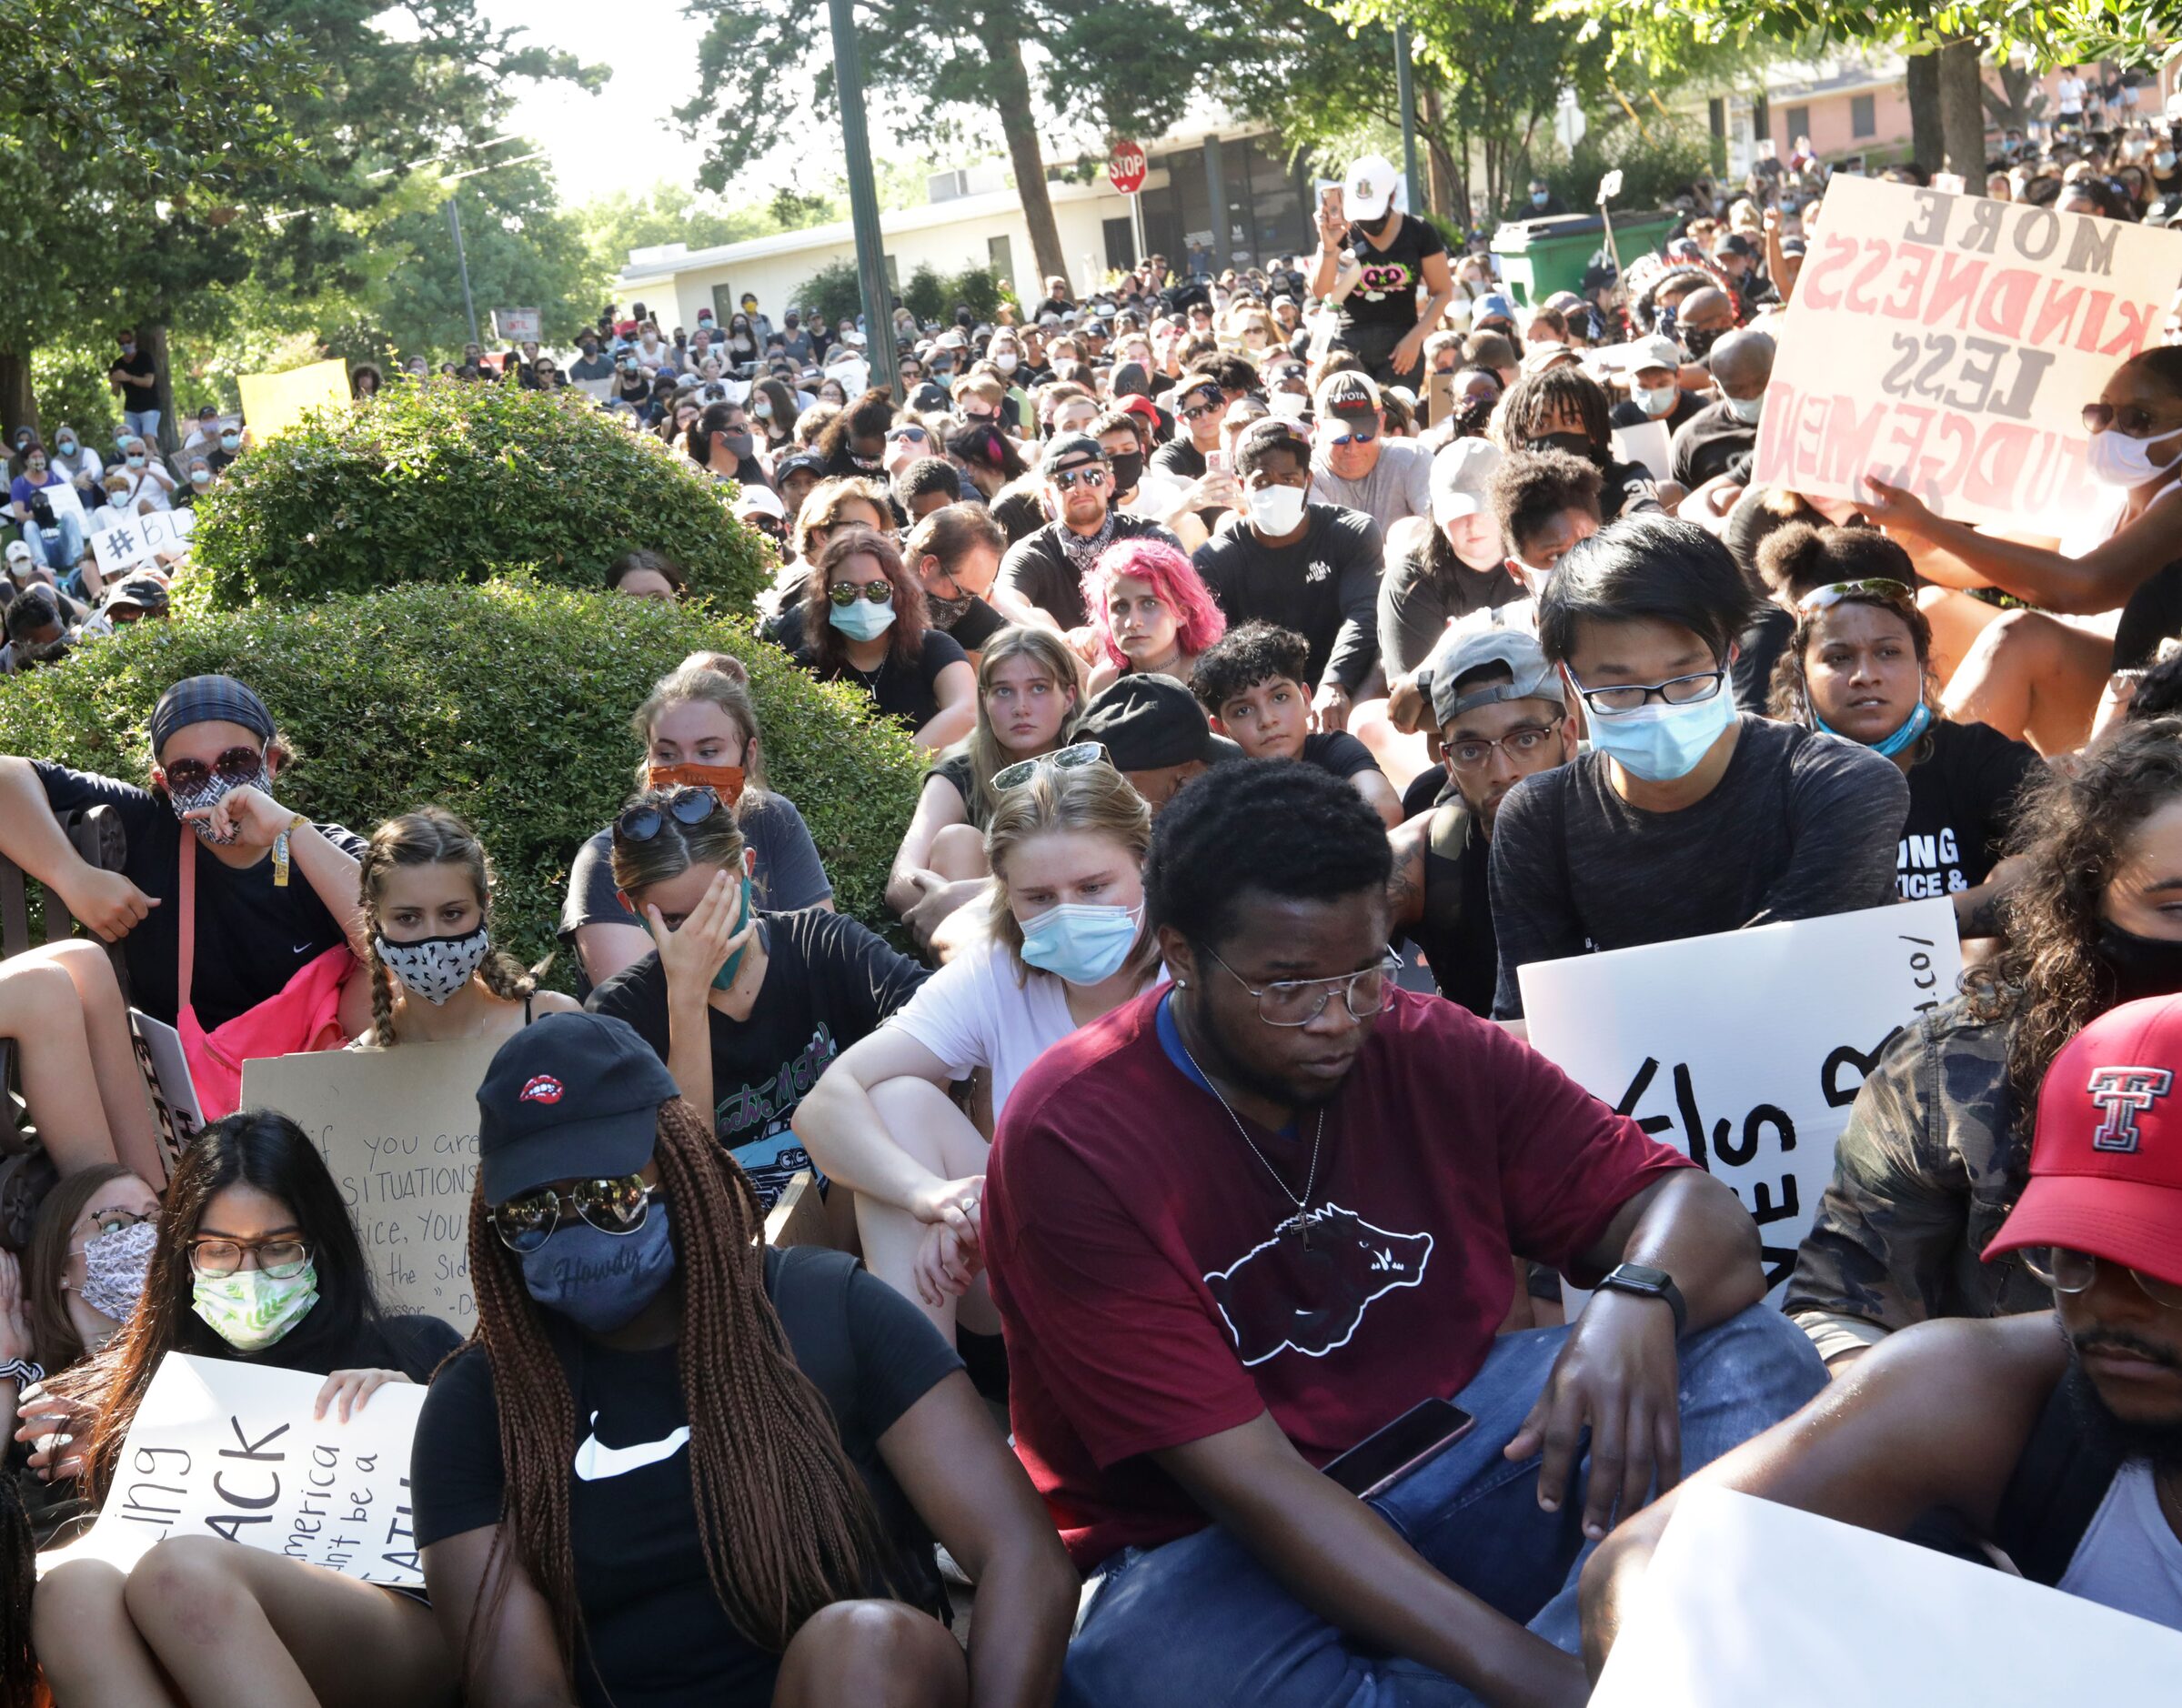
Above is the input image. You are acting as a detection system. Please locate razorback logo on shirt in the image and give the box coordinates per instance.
[518,1075,564,1104]
[1204,1204,1433,1366]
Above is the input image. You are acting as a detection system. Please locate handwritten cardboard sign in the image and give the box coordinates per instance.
[38,1353,427,1587]
[236,357,352,444]
[1591,1487,2182,1704]
[1753,175,2182,532]
[1519,899,1961,1303]
[242,1037,500,1333]
[89,507,195,578]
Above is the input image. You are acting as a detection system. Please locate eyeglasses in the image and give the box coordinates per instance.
[490,1172,657,1253]
[991,740,1109,792]
[1446,716,1564,773]
[828,579,894,608]
[162,745,266,793]
[1203,945,1405,1028]
[616,785,726,842]
[189,1237,312,1278]
[1051,466,1110,492]
[2083,402,2181,437]
[1796,578,1917,615]
[2023,1245,2182,1310]
[1327,425,1379,446]
[1180,399,1222,422]
[1565,666,1728,717]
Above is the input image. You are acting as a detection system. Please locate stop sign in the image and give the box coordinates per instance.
[1108,140,1147,196]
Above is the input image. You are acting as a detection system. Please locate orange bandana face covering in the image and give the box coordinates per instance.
[645,763,746,806]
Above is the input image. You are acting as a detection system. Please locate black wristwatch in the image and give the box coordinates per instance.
[1599,1264,1687,1336]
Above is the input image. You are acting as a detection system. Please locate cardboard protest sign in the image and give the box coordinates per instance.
[1590,1487,2182,1704]
[242,1036,500,1333]
[236,357,352,443]
[129,1009,204,1179]
[1753,175,2182,532]
[90,507,194,578]
[492,306,542,342]
[1519,899,1960,1302]
[39,1353,427,1587]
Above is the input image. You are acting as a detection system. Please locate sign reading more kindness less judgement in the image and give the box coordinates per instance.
[1753,174,2182,531]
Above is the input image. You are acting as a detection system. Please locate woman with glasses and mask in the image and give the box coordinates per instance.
[1763,527,2044,938]
[787,527,976,752]
[1866,347,2182,750]
[409,1013,1075,1708]
[587,784,926,1216]
[1787,718,2182,1371]
[28,1110,463,1706]
[800,753,1161,1342]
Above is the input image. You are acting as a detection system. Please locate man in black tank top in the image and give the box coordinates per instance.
[1578,993,2182,1667]
[1386,627,1574,1015]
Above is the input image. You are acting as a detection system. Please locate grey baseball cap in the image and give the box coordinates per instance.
[1429,626,1562,729]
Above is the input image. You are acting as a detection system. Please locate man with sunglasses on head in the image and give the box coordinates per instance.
[0,674,367,1033]
[1309,371,1433,533]
[982,759,1824,1707]
[1582,991,2182,1664]
[995,432,1180,630]
[1487,516,1908,1020]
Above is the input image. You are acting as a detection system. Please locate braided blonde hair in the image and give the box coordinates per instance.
[359,808,538,1047]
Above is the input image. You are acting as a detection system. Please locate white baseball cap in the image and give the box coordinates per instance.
[734,486,787,521]
[4,540,32,567]
[1344,155,1401,223]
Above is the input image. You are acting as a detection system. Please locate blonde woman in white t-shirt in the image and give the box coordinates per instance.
[792,753,1161,1341]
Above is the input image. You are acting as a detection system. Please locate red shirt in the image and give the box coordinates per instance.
[983,986,1693,1568]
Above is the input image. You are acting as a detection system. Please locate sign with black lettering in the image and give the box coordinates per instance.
[1753,174,2182,530]
[1518,899,1961,1303]
[243,1037,501,1333]
[37,1354,427,1587]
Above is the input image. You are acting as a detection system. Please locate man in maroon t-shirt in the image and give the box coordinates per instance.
[983,760,1825,1706]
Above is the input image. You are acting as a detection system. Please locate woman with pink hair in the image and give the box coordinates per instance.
[1080,537,1227,695]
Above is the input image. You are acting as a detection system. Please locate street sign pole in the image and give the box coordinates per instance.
[1393,25,1422,217]
[1108,140,1149,266]
[828,0,900,400]
[447,195,478,348]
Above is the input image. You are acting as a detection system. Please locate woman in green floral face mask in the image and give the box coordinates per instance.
[26,1110,464,1705]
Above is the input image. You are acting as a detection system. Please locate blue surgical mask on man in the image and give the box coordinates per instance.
[1579,675,1738,782]
[1719,392,1764,427]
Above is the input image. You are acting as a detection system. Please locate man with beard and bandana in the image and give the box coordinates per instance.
[1312,155,1458,388]
[1582,990,2182,1661]
[994,432,1180,629]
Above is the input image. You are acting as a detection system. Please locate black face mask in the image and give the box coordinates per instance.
[1526,431,1598,464]
[1109,450,1145,495]
[2093,920,2182,1005]
[1683,325,1724,360]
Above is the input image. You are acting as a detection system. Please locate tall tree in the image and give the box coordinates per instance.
[680,0,1205,287]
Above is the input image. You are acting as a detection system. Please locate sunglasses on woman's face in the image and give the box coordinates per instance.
[490,1172,655,1253]
[615,785,725,843]
[828,580,894,607]
[162,745,265,793]
[2083,401,2182,437]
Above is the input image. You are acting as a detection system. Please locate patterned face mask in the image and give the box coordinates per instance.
[166,764,265,846]
[192,1262,318,1352]
[77,1219,157,1321]
[375,924,492,1006]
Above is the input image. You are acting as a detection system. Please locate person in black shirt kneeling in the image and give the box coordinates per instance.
[411,1013,1075,1708]
[789,527,976,752]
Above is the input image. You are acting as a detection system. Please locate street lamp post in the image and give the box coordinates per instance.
[447,195,479,348]
[1394,24,1422,218]
[828,0,901,399]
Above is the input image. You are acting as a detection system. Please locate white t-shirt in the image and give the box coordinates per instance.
[886,933,1079,1121]
[2058,75,2086,115]
[2056,1460,2182,1629]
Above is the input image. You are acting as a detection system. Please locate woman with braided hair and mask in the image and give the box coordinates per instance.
[411,1011,1075,1708]
[356,809,578,1049]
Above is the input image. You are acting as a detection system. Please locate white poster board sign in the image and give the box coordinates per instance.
[1519,899,1960,1302]
[38,1353,427,1587]
[1591,1487,2182,1704]
[35,477,85,528]
[242,1036,500,1334]
[492,306,542,342]
[91,507,195,578]
[1610,419,1673,482]
[129,1008,204,1178]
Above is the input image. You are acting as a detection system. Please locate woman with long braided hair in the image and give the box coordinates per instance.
[357,808,579,1049]
[410,1011,1074,1707]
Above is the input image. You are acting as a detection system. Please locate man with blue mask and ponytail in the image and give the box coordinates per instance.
[1487,515,1908,1020]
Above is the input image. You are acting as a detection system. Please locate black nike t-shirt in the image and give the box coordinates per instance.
[411,1246,962,1708]
[1895,718,2042,902]
[1336,214,1447,337]
[29,762,365,1029]
[586,909,927,1208]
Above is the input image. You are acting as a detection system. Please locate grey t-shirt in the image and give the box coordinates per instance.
[1310,437,1433,533]
[1486,718,1910,1018]
[559,790,833,998]
[1377,540,1525,678]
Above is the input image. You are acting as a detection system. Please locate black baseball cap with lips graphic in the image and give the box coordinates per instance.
[476,1012,679,1203]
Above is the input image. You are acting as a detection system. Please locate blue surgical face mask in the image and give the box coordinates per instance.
[55,438,75,454]
[710,874,755,990]
[828,592,896,643]
[219,432,240,450]
[1018,900,1143,987]
[1583,680,1738,782]
[1817,698,1930,759]
[519,1201,675,1335]
[1719,392,1764,426]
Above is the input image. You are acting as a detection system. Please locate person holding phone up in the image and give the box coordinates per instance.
[1312,155,1460,387]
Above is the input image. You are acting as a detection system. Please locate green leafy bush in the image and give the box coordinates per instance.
[189,379,770,613]
[1539,125,1714,223]
[0,578,925,975]
[901,262,950,327]
[787,258,866,330]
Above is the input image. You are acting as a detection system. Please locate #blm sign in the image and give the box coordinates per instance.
[1519,899,1961,1304]
[1754,174,2182,533]
[90,507,195,578]
[38,1353,427,1588]
[242,1035,503,1334]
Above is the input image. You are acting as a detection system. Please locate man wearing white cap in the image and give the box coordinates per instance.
[1605,335,1703,436]
[1311,154,1457,387]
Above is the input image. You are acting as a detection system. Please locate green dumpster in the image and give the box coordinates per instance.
[1489,210,1680,305]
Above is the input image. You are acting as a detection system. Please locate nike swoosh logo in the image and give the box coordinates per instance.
[294,942,314,954]
[571,1411,689,1482]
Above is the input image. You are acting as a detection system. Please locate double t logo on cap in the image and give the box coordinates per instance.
[2088,1066,2174,1153]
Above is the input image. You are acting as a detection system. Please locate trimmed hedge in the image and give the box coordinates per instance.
[190,379,771,613]
[0,578,925,977]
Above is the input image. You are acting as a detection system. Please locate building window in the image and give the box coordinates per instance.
[1784,105,1810,146]
[883,254,900,293]
[988,234,1014,287]
[711,285,739,325]
[1851,94,1875,139]
[1103,216,1135,272]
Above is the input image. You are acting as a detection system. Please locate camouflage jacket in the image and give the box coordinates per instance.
[1785,996,2052,1333]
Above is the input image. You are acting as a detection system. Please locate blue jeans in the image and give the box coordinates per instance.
[22,516,83,570]
[123,407,161,444]
[1061,1303,1825,1708]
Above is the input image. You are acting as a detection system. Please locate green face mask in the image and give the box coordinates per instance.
[710,874,756,990]
[192,1262,319,1352]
